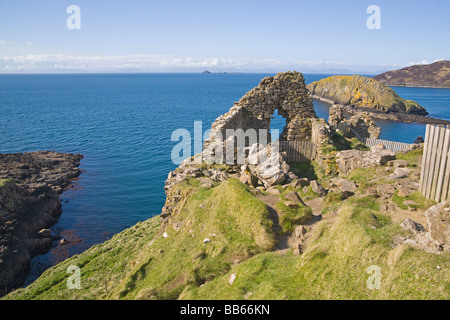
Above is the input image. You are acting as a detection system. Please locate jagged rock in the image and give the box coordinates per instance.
[266,187,281,196]
[293,226,308,255]
[239,169,258,187]
[397,185,414,198]
[403,200,420,209]
[247,146,289,187]
[330,107,382,139]
[388,168,410,180]
[0,151,83,297]
[294,225,307,239]
[376,184,395,197]
[414,136,425,144]
[398,202,449,254]
[401,218,425,235]
[328,104,345,129]
[290,178,309,189]
[337,145,396,174]
[310,180,326,196]
[37,229,51,238]
[197,177,214,188]
[330,178,358,193]
[284,192,304,206]
[425,201,450,252]
[311,118,332,146]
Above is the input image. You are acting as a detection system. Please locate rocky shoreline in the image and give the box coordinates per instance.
[0,151,83,296]
[312,94,450,125]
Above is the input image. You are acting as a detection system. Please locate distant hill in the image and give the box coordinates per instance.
[307,75,428,115]
[374,60,450,88]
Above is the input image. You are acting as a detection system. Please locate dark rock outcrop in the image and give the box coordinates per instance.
[336,145,396,175]
[399,201,450,254]
[328,104,381,139]
[0,151,83,296]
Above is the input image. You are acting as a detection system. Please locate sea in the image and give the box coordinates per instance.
[0,73,449,284]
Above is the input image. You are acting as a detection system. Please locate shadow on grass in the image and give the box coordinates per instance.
[289,162,318,180]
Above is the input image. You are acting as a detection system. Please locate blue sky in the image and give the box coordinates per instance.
[0,0,449,73]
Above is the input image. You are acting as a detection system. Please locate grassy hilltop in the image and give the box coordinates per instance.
[307,75,428,115]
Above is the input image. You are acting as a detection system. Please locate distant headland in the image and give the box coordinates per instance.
[202,70,244,74]
[307,74,450,125]
[374,60,450,88]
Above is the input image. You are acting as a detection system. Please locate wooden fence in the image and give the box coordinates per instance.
[279,140,315,163]
[364,138,414,153]
[348,127,414,153]
[419,125,450,203]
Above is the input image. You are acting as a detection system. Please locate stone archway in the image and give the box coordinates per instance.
[203,71,318,165]
[236,71,317,141]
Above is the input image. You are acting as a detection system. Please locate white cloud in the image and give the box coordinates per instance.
[25,42,33,47]
[0,53,400,73]
[0,54,285,72]
[0,41,5,46]
[407,59,445,66]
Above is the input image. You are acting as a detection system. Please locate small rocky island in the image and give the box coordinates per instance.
[0,151,83,296]
[307,75,450,125]
[374,60,450,88]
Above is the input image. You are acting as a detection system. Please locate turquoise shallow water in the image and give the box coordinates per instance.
[0,73,449,283]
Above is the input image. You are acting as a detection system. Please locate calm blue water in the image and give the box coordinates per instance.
[0,73,449,283]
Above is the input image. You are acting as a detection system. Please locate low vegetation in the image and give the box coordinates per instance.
[4,148,449,300]
[181,202,448,300]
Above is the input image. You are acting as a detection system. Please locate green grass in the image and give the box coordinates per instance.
[322,191,347,215]
[349,138,370,151]
[5,178,276,300]
[181,203,449,300]
[275,201,313,234]
[4,216,162,300]
[349,196,402,247]
[5,163,449,300]
[396,147,423,168]
[289,162,318,181]
[343,167,386,193]
[296,185,319,202]
[324,191,347,206]
[392,190,436,210]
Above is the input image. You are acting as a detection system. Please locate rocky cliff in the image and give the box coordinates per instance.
[374,60,450,88]
[307,75,428,116]
[0,151,83,296]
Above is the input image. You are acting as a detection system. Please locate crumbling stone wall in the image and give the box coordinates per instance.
[328,104,381,139]
[203,71,317,164]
